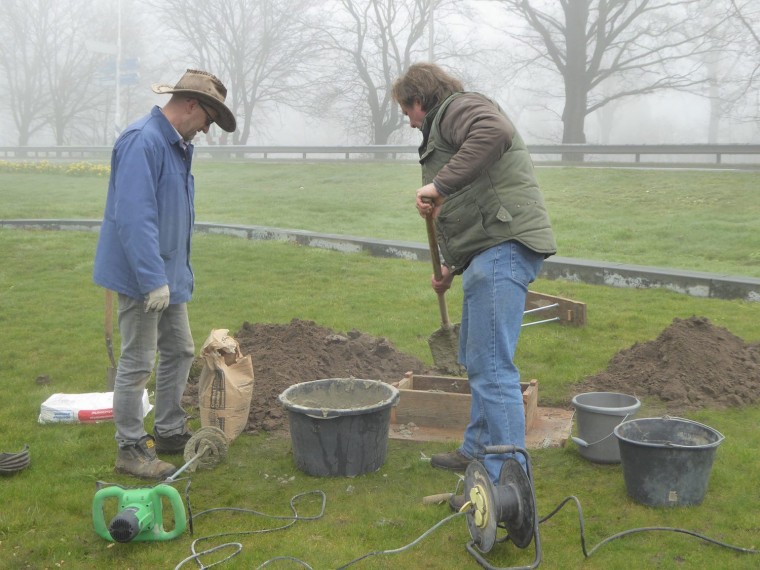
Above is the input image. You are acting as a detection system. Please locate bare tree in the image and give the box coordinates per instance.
[725,0,760,124]
[148,0,323,145]
[41,0,106,145]
[690,0,760,136]
[0,0,54,146]
[730,0,760,48]
[491,0,724,151]
[0,0,133,146]
[701,9,749,142]
[308,0,466,145]
[728,0,760,91]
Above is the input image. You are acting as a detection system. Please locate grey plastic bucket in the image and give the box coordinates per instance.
[278,378,399,477]
[571,392,641,463]
[614,417,724,507]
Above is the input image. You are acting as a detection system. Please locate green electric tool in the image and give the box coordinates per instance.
[92,483,187,542]
[92,427,229,543]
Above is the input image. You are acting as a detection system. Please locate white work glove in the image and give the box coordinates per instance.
[144,284,170,312]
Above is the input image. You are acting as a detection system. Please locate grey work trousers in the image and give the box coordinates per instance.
[114,294,195,447]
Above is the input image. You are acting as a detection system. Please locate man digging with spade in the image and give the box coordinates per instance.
[392,63,556,510]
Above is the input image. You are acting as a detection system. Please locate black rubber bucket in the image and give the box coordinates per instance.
[614,417,724,507]
[278,378,399,477]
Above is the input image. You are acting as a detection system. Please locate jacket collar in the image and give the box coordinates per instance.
[150,105,186,147]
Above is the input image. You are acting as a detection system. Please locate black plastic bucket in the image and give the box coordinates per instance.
[614,417,724,507]
[278,378,399,477]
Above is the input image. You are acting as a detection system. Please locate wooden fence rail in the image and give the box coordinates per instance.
[1,144,759,166]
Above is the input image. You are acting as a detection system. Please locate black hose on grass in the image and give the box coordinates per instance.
[537,494,760,558]
[173,484,759,569]
[174,488,327,570]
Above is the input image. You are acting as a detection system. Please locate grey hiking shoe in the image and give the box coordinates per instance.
[115,435,177,480]
[154,429,193,455]
[431,450,472,472]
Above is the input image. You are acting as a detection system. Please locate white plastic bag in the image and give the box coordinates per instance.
[38,390,152,424]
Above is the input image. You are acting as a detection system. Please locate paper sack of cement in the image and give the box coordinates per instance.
[197,329,255,442]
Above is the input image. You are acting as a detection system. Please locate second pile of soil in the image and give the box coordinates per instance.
[574,316,760,413]
[183,315,760,434]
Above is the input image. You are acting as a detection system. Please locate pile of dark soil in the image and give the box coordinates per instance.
[183,319,431,434]
[575,316,760,413]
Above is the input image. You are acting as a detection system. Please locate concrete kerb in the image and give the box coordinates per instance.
[3,219,760,303]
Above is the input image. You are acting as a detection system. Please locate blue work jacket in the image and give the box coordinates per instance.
[93,106,195,303]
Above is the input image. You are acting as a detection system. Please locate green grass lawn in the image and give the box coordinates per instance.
[1,163,760,569]
[2,161,759,277]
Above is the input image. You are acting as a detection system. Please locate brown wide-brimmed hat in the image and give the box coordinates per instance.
[152,69,236,132]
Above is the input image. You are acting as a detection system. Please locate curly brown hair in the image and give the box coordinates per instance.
[391,63,464,112]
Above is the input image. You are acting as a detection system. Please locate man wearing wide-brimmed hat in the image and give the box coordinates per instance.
[93,69,236,479]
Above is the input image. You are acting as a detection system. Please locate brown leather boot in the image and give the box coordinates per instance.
[115,435,177,480]
[430,450,472,472]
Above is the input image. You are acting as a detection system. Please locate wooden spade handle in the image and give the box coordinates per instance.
[425,213,444,282]
[422,199,450,327]
[422,492,453,505]
[422,197,444,281]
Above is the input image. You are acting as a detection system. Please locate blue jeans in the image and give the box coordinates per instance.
[458,241,543,482]
[113,294,195,446]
